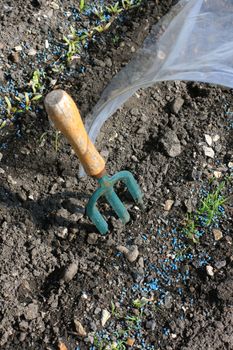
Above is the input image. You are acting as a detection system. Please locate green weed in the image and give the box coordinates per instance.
[183,181,227,242]
[79,0,86,12]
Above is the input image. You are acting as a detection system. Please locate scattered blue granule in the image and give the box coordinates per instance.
[162,327,170,336]
[147,279,159,291]
[177,287,183,295]
[79,66,86,73]
[142,234,147,241]
[218,205,225,213]
[195,229,204,238]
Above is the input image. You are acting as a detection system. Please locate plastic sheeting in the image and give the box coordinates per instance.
[81,0,233,175]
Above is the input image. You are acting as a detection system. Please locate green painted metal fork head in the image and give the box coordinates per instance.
[86,170,143,235]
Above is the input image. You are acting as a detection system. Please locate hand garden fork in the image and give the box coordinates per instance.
[44,90,143,235]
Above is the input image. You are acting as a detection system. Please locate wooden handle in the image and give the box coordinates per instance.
[44,90,106,178]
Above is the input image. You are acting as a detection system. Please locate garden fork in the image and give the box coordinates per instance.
[44,90,143,235]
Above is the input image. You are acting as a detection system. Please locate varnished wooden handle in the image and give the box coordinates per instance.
[44,90,106,178]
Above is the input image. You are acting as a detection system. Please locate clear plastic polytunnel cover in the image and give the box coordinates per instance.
[82,0,233,176]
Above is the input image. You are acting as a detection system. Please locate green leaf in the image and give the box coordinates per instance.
[31,94,43,101]
[80,0,85,11]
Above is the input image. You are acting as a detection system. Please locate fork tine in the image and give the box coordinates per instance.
[86,187,109,235]
[105,188,130,224]
[111,171,144,206]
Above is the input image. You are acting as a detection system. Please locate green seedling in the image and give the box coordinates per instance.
[106,2,123,15]
[125,315,141,330]
[93,22,113,34]
[5,96,18,118]
[63,27,82,62]
[28,69,44,94]
[132,297,150,309]
[183,181,227,243]
[122,0,142,10]
[197,181,226,226]
[39,130,61,151]
[93,5,106,21]
[79,0,85,12]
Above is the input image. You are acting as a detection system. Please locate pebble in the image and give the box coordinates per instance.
[0,168,5,174]
[215,260,226,269]
[9,52,20,63]
[161,129,182,157]
[213,228,223,241]
[203,146,215,158]
[213,171,222,178]
[74,319,87,337]
[58,342,68,350]
[206,265,214,277]
[87,233,98,245]
[50,1,60,10]
[164,199,174,211]
[213,134,220,142]
[204,134,212,146]
[56,227,68,239]
[126,338,135,346]
[62,262,78,282]
[24,302,39,320]
[7,175,17,185]
[28,48,37,56]
[170,97,184,114]
[14,45,23,52]
[0,152,2,161]
[101,309,111,327]
[228,162,233,168]
[117,245,139,262]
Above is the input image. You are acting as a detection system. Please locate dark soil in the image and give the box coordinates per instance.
[0,1,232,350]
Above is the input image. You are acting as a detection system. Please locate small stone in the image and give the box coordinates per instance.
[127,246,139,263]
[164,199,174,211]
[213,135,220,142]
[117,245,129,255]
[56,227,68,239]
[24,303,39,320]
[204,134,212,146]
[213,171,222,178]
[14,45,23,52]
[206,265,214,277]
[161,129,182,157]
[0,152,3,161]
[0,168,5,174]
[118,245,140,263]
[215,260,226,269]
[7,175,17,185]
[105,58,112,67]
[28,48,37,56]
[58,342,68,350]
[74,319,87,337]
[101,309,111,327]
[9,52,20,63]
[19,321,29,331]
[63,262,78,282]
[213,229,223,241]
[126,338,135,347]
[171,334,177,339]
[228,162,233,168]
[45,40,49,49]
[87,233,98,245]
[203,146,215,158]
[170,97,184,114]
[50,2,59,10]
[130,108,139,116]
